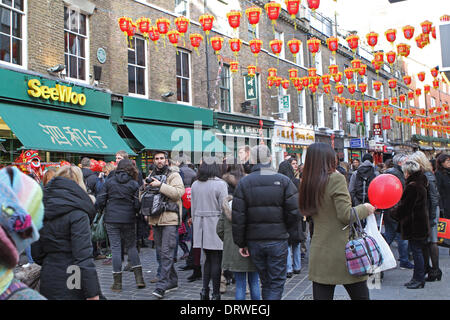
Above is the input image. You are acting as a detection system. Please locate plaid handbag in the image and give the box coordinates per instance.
[345,208,383,276]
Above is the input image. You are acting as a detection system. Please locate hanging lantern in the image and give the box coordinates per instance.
[229,38,242,58]
[189,33,203,56]
[245,7,262,33]
[388,78,397,89]
[351,59,361,71]
[366,32,378,51]
[386,51,396,66]
[247,65,257,77]
[344,68,354,81]
[322,74,331,85]
[403,75,412,85]
[288,68,298,80]
[385,28,397,44]
[274,77,282,87]
[432,79,440,89]
[336,84,344,95]
[264,1,281,33]
[399,94,406,103]
[297,83,304,92]
[326,36,339,55]
[199,14,215,37]
[292,77,301,87]
[281,79,290,90]
[424,84,431,94]
[377,100,383,108]
[420,108,426,115]
[312,76,320,86]
[407,91,414,100]
[373,81,382,92]
[124,22,136,45]
[287,38,301,59]
[374,51,384,64]
[348,83,356,95]
[308,68,317,78]
[391,97,398,105]
[328,64,339,75]
[301,76,310,87]
[118,16,133,36]
[372,60,382,74]
[383,99,390,107]
[270,39,283,61]
[421,20,432,34]
[226,11,242,30]
[307,0,320,12]
[358,64,367,76]
[267,77,275,88]
[268,68,277,78]
[156,18,171,47]
[432,26,436,40]
[431,68,439,78]
[249,38,263,64]
[333,72,342,83]
[285,0,301,29]
[174,16,190,46]
[415,88,422,96]
[308,84,317,94]
[358,83,367,94]
[402,25,415,40]
[210,36,224,58]
[148,26,160,49]
[417,71,426,82]
[323,84,331,95]
[307,37,321,59]
[346,34,359,53]
[167,30,180,47]
[230,61,239,74]
[416,33,430,48]
[397,43,410,58]
[136,17,151,41]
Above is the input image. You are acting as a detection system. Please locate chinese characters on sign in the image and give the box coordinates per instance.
[373,123,382,135]
[278,95,290,113]
[244,75,258,100]
[38,123,108,149]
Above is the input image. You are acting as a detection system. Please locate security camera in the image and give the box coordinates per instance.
[47,64,65,73]
[161,91,174,98]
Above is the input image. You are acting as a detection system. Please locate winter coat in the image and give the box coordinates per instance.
[217,195,257,272]
[278,160,295,180]
[348,160,379,205]
[392,171,430,241]
[308,172,370,285]
[424,171,440,226]
[95,171,140,224]
[191,177,228,250]
[146,166,185,226]
[179,164,197,187]
[232,163,301,249]
[436,168,450,219]
[31,177,100,300]
[81,168,98,195]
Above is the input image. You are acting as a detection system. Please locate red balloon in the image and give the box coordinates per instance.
[182,187,191,209]
[368,174,403,209]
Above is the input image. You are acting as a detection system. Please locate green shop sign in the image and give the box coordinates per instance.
[218,122,270,139]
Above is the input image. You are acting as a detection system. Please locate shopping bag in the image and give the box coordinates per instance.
[437,218,450,248]
[91,211,107,242]
[364,214,396,272]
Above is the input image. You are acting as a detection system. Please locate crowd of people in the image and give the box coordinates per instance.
[0,144,449,300]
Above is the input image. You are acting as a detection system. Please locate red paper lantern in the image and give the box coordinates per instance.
[346,34,359,52]
[388,79,397,89]
[391,97,398,105]
[402,25,415,40]
[247,65,257,77]
[156,18,170,35]
[268,68,277,78]
[118,16,133,36]
[307,0,320,11]
[359,83,367,94]
[424,84,431,94]
[415,88,422,96]
[308,84,317,94]
[417,71,426,82]
[366,32,378,50]
[326,36,339,55]
[383,99,390,107]
[226,11,241,30]
[308,68,317,78]
[373,81,382,92]
[307,37,320,58]
[323,84,331,95]
[274,77,282,87]
[329,65,339,75]
[199,14,214,36]
[174,16,190,46]
[397,43,410,58]
[312,76,320,86]
[245,7,262,29]
[336,84,344,95]
[348,83,356,95]
[344,68,354,81]
[264,2,281,28]
[333,72,342,83]
[403,75,411,85]
[287,38,301,59]
[292,77,301,87]
[421,20,432,34]
[249,39,263,58]
[167,30,180,47]
[229,38,242,57]
[136,17,151,40]
[399,94,406,103]
[322,74,331,85]
[431,68,439,78]
[407,91,414,100]
[296,83,304,92]
[281,79,290,90]
[386,51,396,65]
[267,77,275,88]
[432,79,440,89]
[385,28,397,44]
[189,33,203,55]
[230,61,239,73]
[301,76,309,87]
[372,60,382,74]
[285,0,301,19]
[210,36,224,56]
[270,39,283,57]
[351,59,361,70]
[432,26,436,40]
[416,33,430,48]
[374,51,384,64]
[148,26,160,46]
[358,64,367,76]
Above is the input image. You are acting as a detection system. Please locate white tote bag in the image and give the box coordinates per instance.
[364,214,397,272]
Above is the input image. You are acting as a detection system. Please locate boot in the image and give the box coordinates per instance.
[200,287,210,300]
[211,293,221,300]
[425,268,442,282]
[187,266,202,282]
[132,266,146,289]
[111,272,122,292]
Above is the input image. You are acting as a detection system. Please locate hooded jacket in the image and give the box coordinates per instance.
[31,177,100,300]
[81,167,98,195]
[348,160,379,204]
[95,171,140,224]
[278,159,295,180]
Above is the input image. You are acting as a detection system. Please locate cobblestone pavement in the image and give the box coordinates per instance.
[95,242,450,300]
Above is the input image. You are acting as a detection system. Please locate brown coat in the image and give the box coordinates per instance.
[308,172,370,285]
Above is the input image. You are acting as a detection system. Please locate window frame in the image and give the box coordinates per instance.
[332,101,339,130]
[176,49,192,105]
[174,0,189,18]
[274,30,285,60]
[127,36,148,97]
[317,94,325,128]
[219,64,232,113]
[0,0,27,69]
[298,89,306,124]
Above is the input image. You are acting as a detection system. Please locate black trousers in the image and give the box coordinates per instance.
[203,249,223,295]
[312,281,370,300]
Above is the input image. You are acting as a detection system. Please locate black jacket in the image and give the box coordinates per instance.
[436,168,450,219]
[81,167,98,195]
[95,171,140,224]
[232,163,301,248]
[392,171,430,241]
[278,160,295,180]
[31,177,100,300]
[180,164,197,187]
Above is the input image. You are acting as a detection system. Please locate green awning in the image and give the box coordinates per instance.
[125,121,228,153]
[0,103,135,155]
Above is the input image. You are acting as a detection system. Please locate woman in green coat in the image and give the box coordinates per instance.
[217,164,261,300]
[299,143,375,300]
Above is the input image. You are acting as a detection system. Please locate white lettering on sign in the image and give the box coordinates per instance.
[38,123,108,149]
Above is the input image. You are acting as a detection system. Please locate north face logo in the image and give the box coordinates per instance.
[274,181,281,185]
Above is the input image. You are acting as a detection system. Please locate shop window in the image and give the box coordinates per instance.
[64,7,88,81]
[0,0,24,66]
[220,64,231,112]
[128,36,146,96]
[176,49,191,104]
[175,0,188,17]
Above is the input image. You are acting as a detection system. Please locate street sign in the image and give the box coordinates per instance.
[350,138,365,148]
[244,75,258,100]
[382,116,391,130]
[278,95,290,113]
[373,123,382,135]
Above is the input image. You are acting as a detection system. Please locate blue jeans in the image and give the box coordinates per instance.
[287,243,301,273]
[410,240,426,282]
[234,272,261,300]
[247,240,288,300]
[105,223,141,273]
[383,213,409,264]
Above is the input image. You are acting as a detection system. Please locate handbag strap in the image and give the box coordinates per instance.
[349,208,365,239]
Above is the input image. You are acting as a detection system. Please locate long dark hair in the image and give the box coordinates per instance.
[197,157,222,182]
[117,158,138,181]
[299,143,336,216]
[437,153,449,171]
[224,162,245,181]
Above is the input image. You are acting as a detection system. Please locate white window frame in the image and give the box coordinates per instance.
[332,101,339,130]
[127,36,148,97]
[298,90,306,124]
[278,86,288,121]
[380,83,384,100]
[365,111,371,137]
[296,41,304,67]
[0,0,27,69]
[329,54,336,68]
[411,123,416,135]
[247,19,259,41]
[219,64,232,113]
[274,30,285,60]
[315,50,322,75]
[176,49,192,105]
[64,6,89,83]
[346,105,352,122]
[317,94,325,128]
[174,0,189,18]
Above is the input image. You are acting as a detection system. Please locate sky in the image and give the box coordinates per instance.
[316,0,450,85]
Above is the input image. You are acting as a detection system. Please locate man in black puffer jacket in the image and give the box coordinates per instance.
[232,145,301,300]
[81,157,99,196]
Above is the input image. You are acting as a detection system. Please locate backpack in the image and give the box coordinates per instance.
[353,166,376,205]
